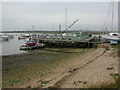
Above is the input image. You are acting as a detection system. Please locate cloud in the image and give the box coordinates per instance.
[2,2,118,31]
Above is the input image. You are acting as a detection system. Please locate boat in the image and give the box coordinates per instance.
[101,33,120,44]
[25,40,36,46]
[101,33,120,40]
[8,34,14,39]
[35,43,45,48]
[20,45,39,50]
[20,41,45,50]
[20,45,30,50]
[1,34,14,41]
[100,1,118,44]
[18,34,31,39]
[2,35,9,41]
[20,44,45,50]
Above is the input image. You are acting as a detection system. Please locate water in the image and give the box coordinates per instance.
[1,34,28,56]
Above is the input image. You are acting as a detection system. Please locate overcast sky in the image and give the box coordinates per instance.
[1,2,118,31]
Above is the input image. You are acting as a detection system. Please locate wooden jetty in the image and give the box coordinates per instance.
[31,34,99,48]
[39,39,93,48]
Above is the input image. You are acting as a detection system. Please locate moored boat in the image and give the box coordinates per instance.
[35,43,45,48]
[20,45,30,50]
[8,35,14,39]
[2,35,9,41]
[20,41,45,50]
[25,40,36,46]
[18,34,31,39]
[101,1,118,44]
[101,32,120,44]
[20,45,40,50]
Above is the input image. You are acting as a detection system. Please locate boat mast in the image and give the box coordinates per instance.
[31,26,35,39]
[65,8,67,31]
[111,0,114,32]
[103,1,114,33]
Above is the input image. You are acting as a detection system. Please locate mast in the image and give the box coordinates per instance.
[31,26,35,39]
[65,8,67,30]
[103,1,114,33]
[111,0,114,32]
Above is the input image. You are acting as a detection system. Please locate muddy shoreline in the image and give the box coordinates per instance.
[2,45,119,88]
[3,48,92,88]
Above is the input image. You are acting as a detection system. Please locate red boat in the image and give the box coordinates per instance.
[25,40,35,46]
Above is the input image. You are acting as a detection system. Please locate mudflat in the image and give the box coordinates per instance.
[2,45,119,88]
[2,48,92,88]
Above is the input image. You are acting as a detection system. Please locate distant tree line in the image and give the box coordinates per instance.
[0,30,113,34]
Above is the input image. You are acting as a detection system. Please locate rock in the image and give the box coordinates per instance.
[26,86,31,88]
[83,82,87,84]
[10,83,13,86]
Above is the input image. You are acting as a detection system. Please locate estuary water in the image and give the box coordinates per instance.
[1,34,27,56]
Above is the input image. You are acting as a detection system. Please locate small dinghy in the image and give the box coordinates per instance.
[35,43,45,48]
[20,45,30,50]
[25,40,36,46]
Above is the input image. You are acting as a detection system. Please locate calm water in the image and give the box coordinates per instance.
[1,34,28,56]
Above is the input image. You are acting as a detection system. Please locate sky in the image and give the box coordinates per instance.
[0,1,119,31]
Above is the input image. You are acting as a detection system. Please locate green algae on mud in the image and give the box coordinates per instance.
[2,48,94,88]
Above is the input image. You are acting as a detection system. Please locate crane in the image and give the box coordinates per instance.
[61,19,78,35]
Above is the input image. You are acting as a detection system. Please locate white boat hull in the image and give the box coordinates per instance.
[2,36,9,41]
[101,33,120,44]
[101,35,120,41]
